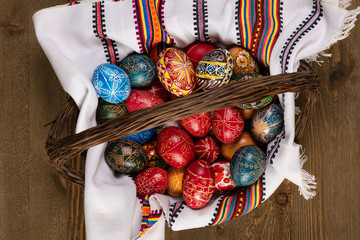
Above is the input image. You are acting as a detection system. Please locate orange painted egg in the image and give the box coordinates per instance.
[124,90,164,112]
[229,46,260,77]
[167,167,185,197]
[134,167,168,198]
[182,160,215,209]
[157,127,195,169]
[179,112,211,137]
[239,108,254,120]
[212,161,237,194]
[220,131,257,161]
[212,107,245,144]
[157,48,196,97]
[194,136,220,164]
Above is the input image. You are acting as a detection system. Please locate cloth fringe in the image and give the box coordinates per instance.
[298,146,317,200]
[305,2,360,65]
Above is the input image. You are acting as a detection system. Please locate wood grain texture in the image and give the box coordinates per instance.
[0,0,359,239]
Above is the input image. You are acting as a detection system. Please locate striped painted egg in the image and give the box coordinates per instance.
[104,139,148,174]
[251,104,284,143]
[92,63,131,103]
[230,145,265,186]
[157,48,196,97]
[119,54,156,87]
[186,42,216,68]
[195,48,234,90]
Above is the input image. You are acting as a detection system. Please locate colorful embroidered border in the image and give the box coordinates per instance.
[193,0,210,43]
[92,1,120,64]
[280,0,323,72]
[132,0,174,53]
[235,0,280,67]
[209,177,263,226]
[136,195,163,239]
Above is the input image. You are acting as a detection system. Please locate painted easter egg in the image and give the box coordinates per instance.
[212,107,244,144]
[186,42,216,68]
[150,42,171,64]
[92,63,131,103]
[212,161,237,193]
[134,167,168,198]
[230,145,266,186]
[96,98,128,125]
[122,128,155,145]
[143,141,168,168]
[234,74,273,109]
[157,126,195,169]
[119,54,156,87]
[179,112,211,137]
[104,139,148,174]
[144,79,169,101]
[124,90,164,112]
[167,167,185,197]
[251,104,284,143]
[194,136,220,164]
[220,131,257,161]
[239,108,254,120]
[229,46,260,77]
[196,48,234,90]
[182,160,215,209]
[157,48,196,97]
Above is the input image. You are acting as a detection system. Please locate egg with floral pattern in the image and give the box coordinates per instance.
[157,126,195,169]
[119,54,156,87]
[229,46,260,77]
[157,48,196,97]
[182,160,215,209]
[196,48,234,90]
[212,161,237,193]
[230,145,266,186]
[212,107,244,144]
[251,104,284,143]
[104,139,148,174]
[92,63,131,103]
[134,167,168,198]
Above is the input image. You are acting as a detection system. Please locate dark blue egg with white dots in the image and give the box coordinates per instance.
[92,63,131,103]
[230,145,266,187]
[122,128,155,145]
[250,103,284,143]
[119,54,156,88]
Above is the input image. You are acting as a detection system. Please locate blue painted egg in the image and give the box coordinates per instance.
[119,54,156,87]
[122,128,155,145]
[251,103,284,143]
[92,63,131,103]
[230,145,266,187]
[196,48,234,90]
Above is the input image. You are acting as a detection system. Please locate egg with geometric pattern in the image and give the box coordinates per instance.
[134,167,168,198]
[96,98,128,125]
[230,145,266,187]
[92,63,131,103]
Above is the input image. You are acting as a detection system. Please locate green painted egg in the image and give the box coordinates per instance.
[105,139,148,174]
[96,98,128,125]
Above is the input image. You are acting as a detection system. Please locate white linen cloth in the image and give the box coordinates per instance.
[33,0,359,239]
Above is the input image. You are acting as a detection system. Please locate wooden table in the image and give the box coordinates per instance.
[0,0,359,239]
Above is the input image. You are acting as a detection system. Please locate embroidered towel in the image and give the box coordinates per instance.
[33,0,359,239]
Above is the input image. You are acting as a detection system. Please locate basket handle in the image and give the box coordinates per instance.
[46,61,319,186]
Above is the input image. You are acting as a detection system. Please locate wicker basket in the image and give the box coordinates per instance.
[46,61,319,187]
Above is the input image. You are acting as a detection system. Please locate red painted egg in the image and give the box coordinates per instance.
[134,167,168,198]
[179,112,211,137]
[157,48,196,97]
[194,136,220,164]
[212,107,244,144]
[157,126,195,169]
[144,79,169,101]
[186,42,216,68]
[182,160,215,209]
[211,161,237,194]
[124,90,164,112]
